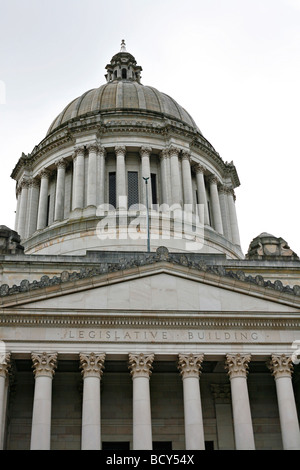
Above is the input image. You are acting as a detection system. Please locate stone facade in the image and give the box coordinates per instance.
[1,42,300,451]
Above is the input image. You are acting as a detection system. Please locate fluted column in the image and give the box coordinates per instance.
[178,353,205,450]
[181,151,193,212]
[195,164,209,225]
[218,185,232,241]
[227,188,241,246]
[87,144,98,207]
[98,146,106,207]
[0,353,11,450]
[26,178,40,237]
[30,352,57,450]
[37,170,50,230]
[169,146,182,207]
[80,352,105,450]
[54,158,67,221]
[115,146,127,209]
[140,146,152,208]
[73,146,85,210]
[208,176,223,235]
[129,353,154,450]
[159,149,170,206]
[225,353,255,450]
[268,354,300,450]
[18,178,29,239]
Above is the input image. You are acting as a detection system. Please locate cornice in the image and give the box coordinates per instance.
[0,311,300,330]
[0,247,299,306]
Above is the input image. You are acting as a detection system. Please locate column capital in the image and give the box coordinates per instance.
[140,146,152,158]
[268,354,294,379]
[80,352,106,379]
[86,143,99,154]
[218,184,231,194]
[225,353,251,379]
[0,352,11,379]
[159,148,169,160]
[28,177,40,188]
[38,169,51,180]
[168,145,181,157]
[98,146,106,157]
[178,353,204,379]
[31,352,57,379]
[19,177,30,189]
[181,150,191,161]
[74,145,85,157]
[55,158,67,169]
[115,145,126,156]
[207,175,219,186]
[128,353,154,379]
[194,163,206,174]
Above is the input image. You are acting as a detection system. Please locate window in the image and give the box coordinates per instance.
[122,68,127,79]
[128,171,139,209]
[151,173,157,205]
[46,195,50,226]
[109,172,116,208]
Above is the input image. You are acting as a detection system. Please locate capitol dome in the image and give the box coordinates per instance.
[11,41,243,259]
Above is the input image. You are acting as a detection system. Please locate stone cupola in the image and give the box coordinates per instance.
[105,40,142,83]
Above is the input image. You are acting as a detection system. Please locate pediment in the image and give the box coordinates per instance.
[1,260,299,314]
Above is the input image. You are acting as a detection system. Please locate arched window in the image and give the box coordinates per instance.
[122,68,127,79]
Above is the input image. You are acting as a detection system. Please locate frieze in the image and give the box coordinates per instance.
[0,246,299,300]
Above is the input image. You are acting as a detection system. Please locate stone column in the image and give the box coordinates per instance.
[129,353,154,450]
[73,146,85,210]
[14,186,21,233]
[140,146,152,208]
[268,354,300,450]
[159,149,170,206]
[18,178,29,239]
[36,170,50,230]
[194,164,209,225]
[210,383,235,450]
[218,185,232,241]
[26,178,40,238]
[169,146,182,207]
[208,176,223,235]
[54,158,67,221]
[178,353,205,450]
[0,353,11,450]
[227,188,241,246]
[30,352,57,450]
[115,146,127,209]
[181,151,193,212]
[98,146,106,207]
[87,144,98,208]
[225,353,255,450]
[80,352,106,450]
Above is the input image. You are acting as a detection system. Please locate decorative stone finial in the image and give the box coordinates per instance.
[246,233,299,260]
[120,39,127,52]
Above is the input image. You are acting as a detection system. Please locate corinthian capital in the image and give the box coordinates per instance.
[181,150,191,161]
[55,158,67,169]
[86,142,99,154]
[128,353,154,378]
[74,146,85,157]
[115,145,126,157]
[194,163,206,174]
[168,145,180,157]
[38,168,51,180]
[268,354,294,379]
[178,353,204,379]
[225,353,251,379]
[207,175,219,186]
[0,352,11,379]
[140,146,152,158]
[80,352,106,378]
[31,352,58,378]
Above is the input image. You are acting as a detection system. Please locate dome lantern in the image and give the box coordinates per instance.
[105,40,142,83]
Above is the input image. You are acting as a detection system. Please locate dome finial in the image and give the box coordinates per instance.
[120,39,127,52]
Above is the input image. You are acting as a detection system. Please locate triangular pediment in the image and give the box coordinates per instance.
[1,260,299,314]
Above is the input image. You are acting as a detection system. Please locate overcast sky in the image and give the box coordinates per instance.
[0,0,299,257]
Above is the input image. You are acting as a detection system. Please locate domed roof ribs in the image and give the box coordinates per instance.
[72,89,94,118]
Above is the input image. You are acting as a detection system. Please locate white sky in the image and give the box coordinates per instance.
[0,0,299,257]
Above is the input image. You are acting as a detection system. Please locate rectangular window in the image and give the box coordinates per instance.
[151,173,157,205]
[46,195,50,226]
[128,171,139,208]
[109,172,116,208]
